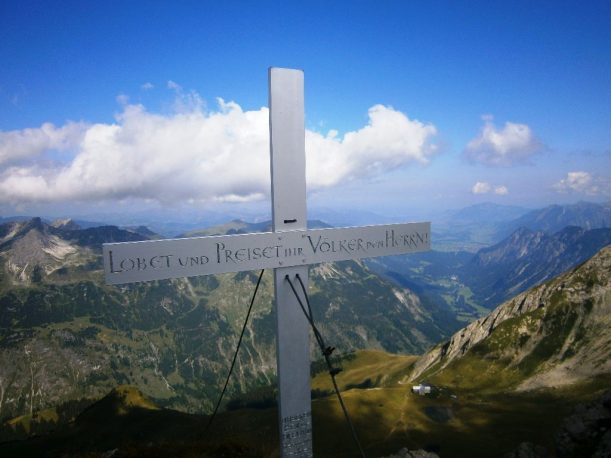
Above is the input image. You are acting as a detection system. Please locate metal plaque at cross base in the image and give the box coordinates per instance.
[102,67,431,458]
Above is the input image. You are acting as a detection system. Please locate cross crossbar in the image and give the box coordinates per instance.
[103,223,430,285]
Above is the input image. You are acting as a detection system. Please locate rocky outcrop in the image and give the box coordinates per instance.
[51,218,81,231]
[0,218,155,285]
[503,442,547,458]
[555,390,611,458]
[380,448,440,458]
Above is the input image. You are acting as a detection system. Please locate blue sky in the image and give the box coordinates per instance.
[0,1,609,221]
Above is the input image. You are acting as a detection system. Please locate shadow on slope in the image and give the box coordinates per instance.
[2,353,609,458]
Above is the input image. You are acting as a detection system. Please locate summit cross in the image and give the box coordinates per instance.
[103,67,431,457]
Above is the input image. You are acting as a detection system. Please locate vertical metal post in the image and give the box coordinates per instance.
[269,67,312,457]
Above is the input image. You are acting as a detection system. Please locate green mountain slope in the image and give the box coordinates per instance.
[4,236,610,458]
[411,245,611,392]
[3,351,608,458]
[1,385,276,457]
[308,244,611,456]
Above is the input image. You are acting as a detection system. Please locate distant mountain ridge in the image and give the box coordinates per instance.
[461,225,611,308]
[179,218,331,238]
[504,201,611,236]
[0,217,150,286]
[3,200,610,246]
[0,217,152,249]
[370,223,611,323]
[441,202,530,224]
[432,203,531,251]
[432,201,611,251]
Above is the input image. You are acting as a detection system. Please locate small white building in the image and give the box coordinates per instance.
[411,384,432,396]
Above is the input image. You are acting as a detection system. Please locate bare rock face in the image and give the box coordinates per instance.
[380,447,440,458]
[411,246,611,389]
[503,442,547,458]
[51,218,81,231]
[555,390,611,458]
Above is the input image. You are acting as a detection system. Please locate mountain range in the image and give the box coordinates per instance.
[370,223,611,316]
[503,201,611,235]
[433,201,611,251]
[0,217,456,424]
[460,225,611,308]
[1,200,610,456]
[2,244,609,457]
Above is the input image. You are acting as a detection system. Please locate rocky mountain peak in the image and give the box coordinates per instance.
[51,218,81,231]
[77,385,159,424]
[0,217,53,246]
[0,218,83,285]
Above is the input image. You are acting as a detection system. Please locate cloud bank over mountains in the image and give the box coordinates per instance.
[553,171,611,196]
[471,181,509,195]
[0,96,437,205]
[2,86,605,210]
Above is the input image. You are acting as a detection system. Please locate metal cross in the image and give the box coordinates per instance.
[103,67,431,457]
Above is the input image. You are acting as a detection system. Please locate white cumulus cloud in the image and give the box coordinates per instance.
[553,171,611,196]
[0,96,437,205]
[472,181,491,194]
[307,104,437,187]
[494,185,509,195]
[471,181,509,195]
[0,122,87,165]
[464,116,543,166]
